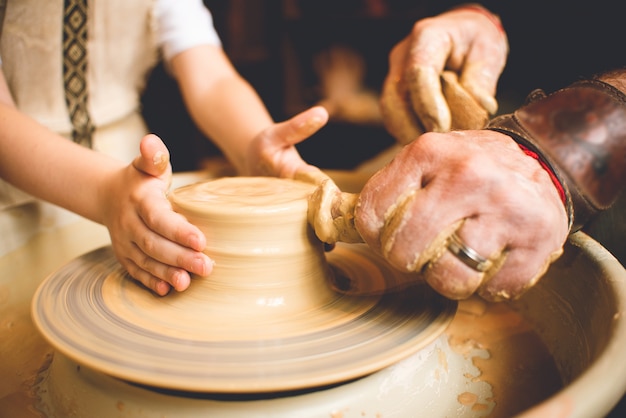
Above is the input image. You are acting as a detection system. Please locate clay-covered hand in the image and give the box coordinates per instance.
[354,130,569,301]
[243,106,330,184]
[381,6,508,143]
[101,134,213,296]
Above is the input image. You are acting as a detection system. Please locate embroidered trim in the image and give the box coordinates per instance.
[63,0,94,146]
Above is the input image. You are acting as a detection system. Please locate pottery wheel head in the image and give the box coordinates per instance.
[32,176,456,393]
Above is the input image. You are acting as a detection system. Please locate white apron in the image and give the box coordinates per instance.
[0,0,160,254]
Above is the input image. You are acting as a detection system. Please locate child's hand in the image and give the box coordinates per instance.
[244,106,329,181]
[102,134,213,296]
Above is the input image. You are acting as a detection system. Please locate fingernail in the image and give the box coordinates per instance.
[483,95,498,114]
[153,151,168,167]
[310,116,326,127]
[301,116,325,133]
[172,271,193,292]
[155,280,171,296]
[188,235,205,251]
[192,257,214,277]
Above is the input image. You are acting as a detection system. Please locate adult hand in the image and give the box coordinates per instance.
[355,130,569,301]
[381,6,508,143]
[244,106,330,183]
[102,134,213,296]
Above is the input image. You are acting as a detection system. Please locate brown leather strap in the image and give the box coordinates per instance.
[487,80,626,231]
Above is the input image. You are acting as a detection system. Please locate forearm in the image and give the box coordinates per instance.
[193,75,273,172]
[486,68,626,231]
[170,45,274,173]
[0,103,120,223]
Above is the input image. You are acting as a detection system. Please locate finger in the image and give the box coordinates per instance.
[125,185,213,281]
[355,140,429,252]
[136,211,214,276]
[424,218,506,300]
[126,241,193,292]
[139,189,208,253]
[441,71,489,130]
[460,64,499,115]
[407,65,450,132]
[404,26,454,132]
[380,73,424,144]
[122,224,213,289]
[476,211,567,301]
[380,39,424,144]
[373,179,460,273]
[277,106,329,147]
[117,255,172,296]
[477,246,562,302]
[458,36,508,115]
[132,134,171,178]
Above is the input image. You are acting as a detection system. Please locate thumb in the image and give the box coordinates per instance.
[280,106,329,146]
[132,134,171,178]
[460,63,499,115]
[407,66,451,132]
[441,71,489,130]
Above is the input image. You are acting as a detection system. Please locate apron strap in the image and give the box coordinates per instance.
[63,0,94,147]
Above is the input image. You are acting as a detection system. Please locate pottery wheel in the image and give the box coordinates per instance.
[31,178,456,393]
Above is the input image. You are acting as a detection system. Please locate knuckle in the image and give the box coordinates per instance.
[142,207,162,228]
[134,250,153,270]
[122,261,141,280]
[140,235,157,254]
[410,17,432,36]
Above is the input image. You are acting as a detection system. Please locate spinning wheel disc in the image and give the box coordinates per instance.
[32,244,455,393]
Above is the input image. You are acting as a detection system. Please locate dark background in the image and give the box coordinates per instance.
[142,0,625,172]
[140,1,625,415]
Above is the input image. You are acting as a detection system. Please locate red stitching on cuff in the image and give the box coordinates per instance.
[518,144,566,204]
[453,4,505,34]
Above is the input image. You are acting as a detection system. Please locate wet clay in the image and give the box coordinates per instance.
[447,297,562,417]
[0,176,572,417]
[30,177,456,394]
[2,269,563,417]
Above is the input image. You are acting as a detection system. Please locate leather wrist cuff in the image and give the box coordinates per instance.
[486,79,626,232]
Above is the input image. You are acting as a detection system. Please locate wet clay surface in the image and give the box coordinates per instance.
[0,177,561,416]
[1,250,562,417]
[447,298,562,417]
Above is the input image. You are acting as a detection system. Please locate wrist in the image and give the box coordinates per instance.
[486,80,626,231]
[595,68,626,95]
[516,143,566,205]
